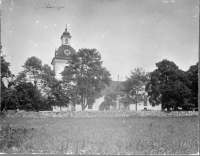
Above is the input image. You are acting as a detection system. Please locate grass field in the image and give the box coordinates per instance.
[0,116,199,154]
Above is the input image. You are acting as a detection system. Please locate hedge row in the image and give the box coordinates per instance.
[4,110,198,118]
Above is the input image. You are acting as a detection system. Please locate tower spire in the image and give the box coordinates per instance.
[66,23,68,30]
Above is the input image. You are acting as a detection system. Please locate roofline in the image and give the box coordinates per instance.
[51,57,72,65]
[111,80,125,83]
[60,34,72,39]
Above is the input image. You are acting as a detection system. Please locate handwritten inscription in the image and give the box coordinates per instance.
[35,2,65,10]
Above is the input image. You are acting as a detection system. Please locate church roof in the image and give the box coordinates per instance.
[101,81,125,96]
[56,45,76,58]
[51,45,76,64]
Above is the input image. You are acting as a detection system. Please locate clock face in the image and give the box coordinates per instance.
[64,49,71,56]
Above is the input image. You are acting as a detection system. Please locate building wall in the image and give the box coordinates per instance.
[52,97,161,112]
[52,106,61,112]
[129,98,161,111]
[129,103,161,111]
[53,59,69,79]
[52,96,105,112]
[75,96,104,111]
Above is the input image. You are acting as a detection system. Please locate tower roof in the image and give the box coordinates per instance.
[51,24,76,65]
[51,45,76,64]
[56,45,76,58]
[61,24,71,39]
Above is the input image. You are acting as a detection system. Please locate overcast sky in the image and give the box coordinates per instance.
[2,0,199,81]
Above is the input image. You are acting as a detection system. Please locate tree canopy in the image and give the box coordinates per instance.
[186,63,198,110]
[1,56,15,111]
[99,93,117,111]
[123,67,148,111]
[62,48,111,110]
[145,59,193,111]
[5,56,69,111]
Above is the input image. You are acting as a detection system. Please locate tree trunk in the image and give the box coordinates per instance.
[33,81,38,112]
[81,97,87,111]
[81,104,85,111]
[135,103,137,111]
[81,104,87,111]
[135,94,138,111]
[161,104,164,111]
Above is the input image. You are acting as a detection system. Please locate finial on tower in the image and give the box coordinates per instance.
[66,23,68,30]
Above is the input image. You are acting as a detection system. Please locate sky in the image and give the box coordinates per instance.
[1,0,199,81]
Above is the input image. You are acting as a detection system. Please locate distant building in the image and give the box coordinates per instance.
[99,81,161,111]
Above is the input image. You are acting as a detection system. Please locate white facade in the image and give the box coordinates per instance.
[52,104,97,112]
[129,103,161,111]
[52,106,70,112]
[52,58,69,80]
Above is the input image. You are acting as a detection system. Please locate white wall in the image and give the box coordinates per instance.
[92,97,104,111]
[52,106,60,112]
[75,97,104,111]
[52,106,70,112]
[53,59,69,79]
[129,103,161,111]
[61,106,70,111]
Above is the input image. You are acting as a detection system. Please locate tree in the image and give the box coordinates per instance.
[40,64,56,97]
[62,48,111,111]
[123,67,148,111]
[0,56,15,111]
[145,59,192,111]
[15,82,36,111]
[186,63,198,110]
[119,94,139,109]
[99,93,117,111]
[16,56,42,86]
[1,57,12,79]
[50,79,70,109]
[15,56,43,111]
[1,56,13,93]
[1,83,18,111]
[15,56,68,111]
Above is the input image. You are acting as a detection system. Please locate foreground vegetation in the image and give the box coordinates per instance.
[0,116,198,154]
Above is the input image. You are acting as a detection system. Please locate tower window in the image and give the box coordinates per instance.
[65,38,68,44]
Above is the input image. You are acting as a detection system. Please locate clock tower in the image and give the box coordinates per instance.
[51,24,76,79]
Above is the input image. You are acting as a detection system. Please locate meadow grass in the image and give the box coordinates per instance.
[0,116,199,154]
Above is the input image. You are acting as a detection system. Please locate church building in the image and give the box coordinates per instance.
[51,24,161,112]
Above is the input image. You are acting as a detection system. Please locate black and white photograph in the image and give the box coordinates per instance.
[0,0,199,155]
